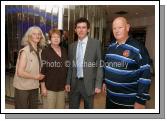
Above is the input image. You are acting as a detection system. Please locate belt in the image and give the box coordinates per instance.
[76,77,84,80]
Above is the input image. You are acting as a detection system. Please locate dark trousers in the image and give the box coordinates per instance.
[106,96,134,109]
[14,88,39,109]
[69,79,94,109]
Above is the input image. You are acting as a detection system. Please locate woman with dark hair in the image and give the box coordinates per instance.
[40,28,68,109]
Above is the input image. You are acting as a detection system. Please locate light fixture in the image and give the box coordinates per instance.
[115,11,128,15]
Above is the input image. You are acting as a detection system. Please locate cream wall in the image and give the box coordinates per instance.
[129,16,155,66]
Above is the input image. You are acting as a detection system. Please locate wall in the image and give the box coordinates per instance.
[129,16,155,66]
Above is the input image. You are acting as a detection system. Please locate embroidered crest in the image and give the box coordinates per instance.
[123,50,130,57]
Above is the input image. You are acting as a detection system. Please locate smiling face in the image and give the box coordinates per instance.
[29,29,42,44]
[112,17,130,42]
[75,22,90,40]
[50,33,61,46]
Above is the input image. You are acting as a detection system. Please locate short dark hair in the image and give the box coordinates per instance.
[75,17,90,29]
[48,28,61,40]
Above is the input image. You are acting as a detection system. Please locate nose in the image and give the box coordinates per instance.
[78,28,83,32]
[114,29,120,34]
[36,33,41,38]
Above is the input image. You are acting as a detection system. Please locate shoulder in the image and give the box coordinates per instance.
[88,37,101,46]
[17,46,28,60]
[61,47,67,54]
[69,41,77,48]
[19,46,29,55]
[125,37,144,54]
[89,37,100,42]
[21,45,29,51]
[109,40,116,46]
[41,44,50,53]
[126,37,141,49]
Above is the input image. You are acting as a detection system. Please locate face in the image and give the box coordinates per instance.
[50,33,60,46]
[63,31,68,40]
[30,29,42,44]
[75,22,90,40]
[112,18,130,42]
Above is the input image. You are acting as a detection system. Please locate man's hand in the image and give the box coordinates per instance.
[95,88,101,94]
[65,85,70,92]
[134,102,145,109]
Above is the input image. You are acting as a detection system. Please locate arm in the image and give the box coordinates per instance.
[95,40,103,92]
[40,82,47,96]
[65,44,73,92]
[102,43,111,93]
[17,50,44,80]
[40,50,48,96]
[135,45,151,108]
[40,49,47,82]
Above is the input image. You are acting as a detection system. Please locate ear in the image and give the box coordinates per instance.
[126,24,130,32]
[87,28,90,33]
[75,28,77,33]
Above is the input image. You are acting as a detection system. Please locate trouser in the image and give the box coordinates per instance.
[106,96,134,109]
[42,90,65,109]
[69,78,94,109]
[14,88,39,109]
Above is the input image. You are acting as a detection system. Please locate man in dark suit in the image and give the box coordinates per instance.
[65,17,103,109]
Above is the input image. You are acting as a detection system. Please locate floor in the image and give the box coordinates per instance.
[5,76,155,109]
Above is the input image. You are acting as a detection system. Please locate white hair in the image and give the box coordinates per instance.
[21,26,46,48]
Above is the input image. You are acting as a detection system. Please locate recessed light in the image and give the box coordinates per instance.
[115,11,128,15]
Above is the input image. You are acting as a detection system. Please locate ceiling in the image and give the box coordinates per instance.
[63,5,155,27]
[62,5,155,30]
[102,5,155,23]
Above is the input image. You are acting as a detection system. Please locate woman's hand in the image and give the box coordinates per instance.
[34,73,45,80]
[41,86,48,96]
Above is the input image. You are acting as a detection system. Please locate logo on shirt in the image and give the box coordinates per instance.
[123,50,130,57]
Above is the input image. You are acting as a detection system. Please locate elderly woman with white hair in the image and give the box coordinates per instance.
[13,26,46,109]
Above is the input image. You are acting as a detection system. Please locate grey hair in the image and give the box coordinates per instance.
[21,26,46,48]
